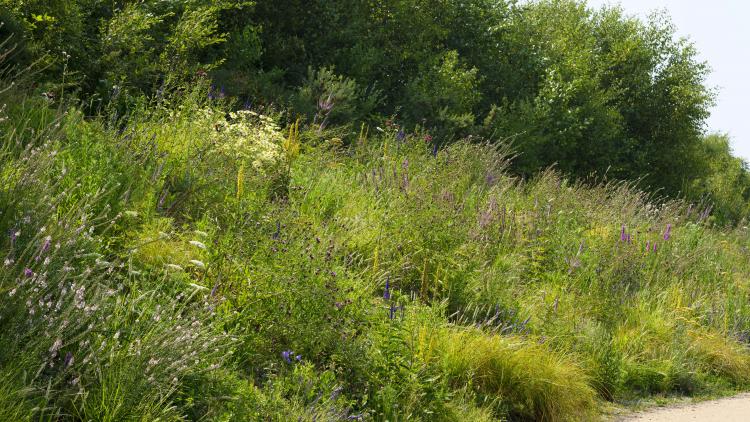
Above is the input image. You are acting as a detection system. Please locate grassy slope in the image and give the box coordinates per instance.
[2,91,750,421]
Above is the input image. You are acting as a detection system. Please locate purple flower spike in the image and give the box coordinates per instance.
[64,351,74,368]
[396,129,406,142]
[42,236,51,253]
[24,268,33,278]
[383,276,391,300]
[663,224,672,241]
[620,225,627,242]
[389,303,398,320]
[432,143,438,158]
[646,240,650,252]
[652,242,658,252]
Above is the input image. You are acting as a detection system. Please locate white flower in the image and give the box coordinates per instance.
[189,240,206,249]
[189,260,206,269]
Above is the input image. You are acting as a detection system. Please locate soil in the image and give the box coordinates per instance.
[616,394,750,422]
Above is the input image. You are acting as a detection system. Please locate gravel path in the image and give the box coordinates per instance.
[618,394,750,421]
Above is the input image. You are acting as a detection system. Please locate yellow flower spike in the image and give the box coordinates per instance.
[236,162,245,200]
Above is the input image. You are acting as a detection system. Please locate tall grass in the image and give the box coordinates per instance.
[2,66,750,421]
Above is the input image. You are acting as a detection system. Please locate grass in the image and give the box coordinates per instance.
[1,75,750,421]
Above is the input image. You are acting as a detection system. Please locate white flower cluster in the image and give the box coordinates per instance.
[208,110,284,173]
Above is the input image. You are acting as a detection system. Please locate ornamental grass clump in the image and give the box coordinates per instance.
[431,326,598,421]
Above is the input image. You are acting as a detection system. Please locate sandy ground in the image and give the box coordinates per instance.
[617,394,750,422]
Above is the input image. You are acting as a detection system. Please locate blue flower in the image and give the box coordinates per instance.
[389,303,399,320]
[281,350,293,364]
[383,276,391,300]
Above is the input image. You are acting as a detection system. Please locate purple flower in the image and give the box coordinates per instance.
[281,350,293,364]
[64,351,74,368]
[620,225,627,242]
[40,236,51,254]
[663,224,672,241]
[396,129,406,142]
[646,240,651,252]
[318,94,334,113]
[24,268,33,278]
[652,242,658,252]
[389,304,404,320]
[383,276,391,300]
[272,221,281,240]
[432,143,438,158]
[295,354,302,362]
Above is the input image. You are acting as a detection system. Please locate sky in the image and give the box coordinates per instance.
[585,0,750,161]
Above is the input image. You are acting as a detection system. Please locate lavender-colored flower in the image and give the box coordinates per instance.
[396,129,406,142]
[663,224,672,241]
[383,276,391,300]
[318,94,334,113]
[40,236,51,254]
[24,268,33,278]
[432,143,438,158]
[646,240,651,252]
[295,354,302,362]
[620,225,627,242]
[64,351,74,368]
[281,350,293,364]
[652,242,658,252]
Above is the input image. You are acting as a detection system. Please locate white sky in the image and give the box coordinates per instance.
[585,0,750,161]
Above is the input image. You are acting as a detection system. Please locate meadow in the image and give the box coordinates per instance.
[2,0,750,419]
[2,76,750,421]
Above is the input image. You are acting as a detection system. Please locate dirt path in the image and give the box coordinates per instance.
[618,394,750,421]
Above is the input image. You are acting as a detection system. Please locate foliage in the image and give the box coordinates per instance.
[2,0,750,420]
